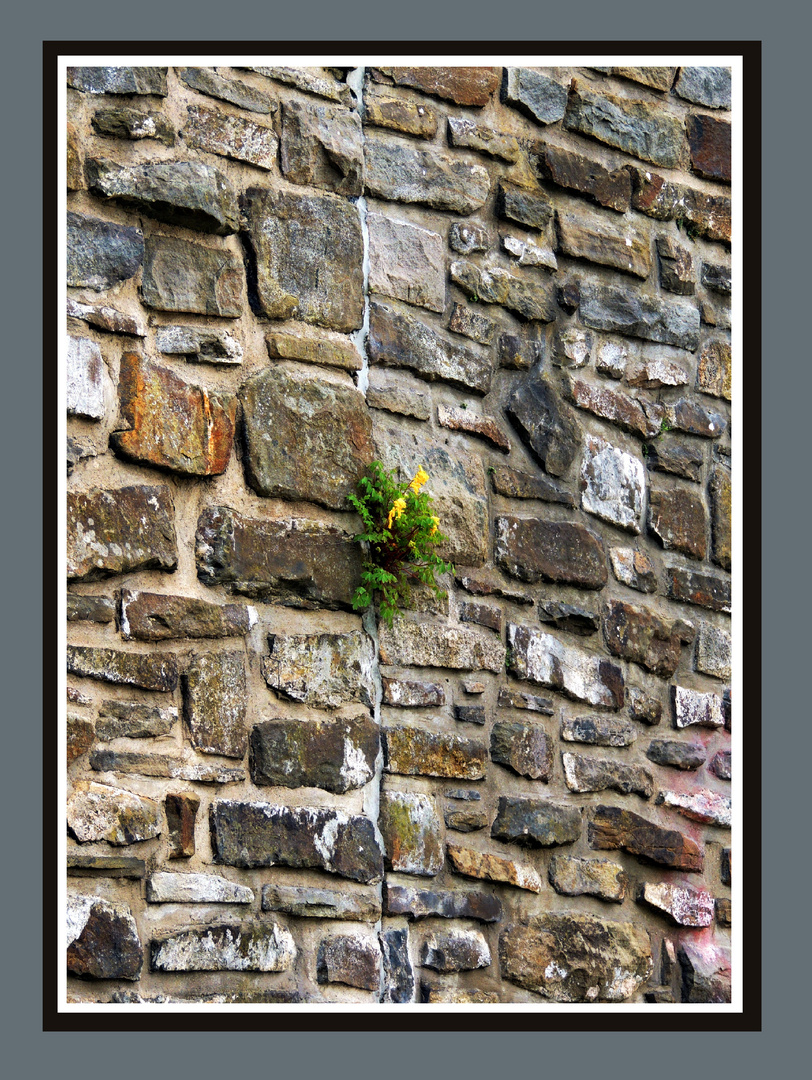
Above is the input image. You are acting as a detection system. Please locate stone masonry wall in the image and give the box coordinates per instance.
[65,62,733,1005]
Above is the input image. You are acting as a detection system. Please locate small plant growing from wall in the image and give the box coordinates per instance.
[348,461,454,627]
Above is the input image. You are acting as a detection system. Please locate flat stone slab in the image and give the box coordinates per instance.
[67,485,177,582]
[67,645,178,692]
[261,884,382,922]
[150,923,296,972]
[562,752,653,798]
[250,713,379,793]
[656,788,731,828]
[67,336,105,420]
[96,700,177,740]
[450,260,557,322]
[183,651,247,759]
[379,621,503,673]
[491,796,581,847]
[185,104,278,169]
[372,66,501,106]
[495,516,607,589]
[146,872,254,904]
[368,213,445,313]
[384,725,486,780]
[447,843,542,893]
[505,372,582,477]
[262,630,375,709]
[68,66,167,95]
[67,781,161,846]
[507,624,624,710]
[383,884,502,923]
[380,790,443,876]
[589,804,704,871]
[120,589,254,641]
[564,83,685,168]
[211,801,383,884]
[548,855,627,902]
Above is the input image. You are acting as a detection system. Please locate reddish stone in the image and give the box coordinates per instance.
[371,67,500,107]
[589,804,704,871]
[67,715,95,765]
[648,485,708,560]
[602,599,686,677]
[112,353,236,476]
[534,142,631,212]
[666,565,731,612]
[437,405,510,452]
[165,792,200,858]
[629,168,731,245]
[709,466,732,571]
[567,377,662,439]
[687,114,731,182]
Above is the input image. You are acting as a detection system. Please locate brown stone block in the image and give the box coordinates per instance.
[371,67,500,107]
[687,114,731,182]
[589,804,704,871]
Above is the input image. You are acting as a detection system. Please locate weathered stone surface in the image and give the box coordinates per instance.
[67,67,168,95]
[317,934,380,991]
[450,260,556,323]
[66,437,98,473]
[379,619,502,673]
[421,985,499,1004]
[67,594,115,623]
[505,373,582,476]
[368,214,444,313]
[716,897,732,926]
[262,884,381,921]
[262,630,375,709]
[646,739,706,771]
[151,923,295,973]
[548,855,627,902]
[92,105,174,144]
[165,792,199,858]
[86,158,238,235]
[447,116,520,162]
[563,752,653,798]
[648,485,707,560]
[120,589,253,642]
[67,212,144,291]
[380,928,415,1003]
[627,686,663,726]
[500,912,652,1001]
[721,848,731,886]
[373,66,500,106]
[67,715,95,765]
[96,701,176,741]
[364,133,491,213]
[89,749,245,784]
[366,369,432,420]
[384,725,486,780]
[627,357,690,389]
[551,326,591,369]
[67,781,161,845]
[67,687,91,707]
[141,234,243,316]
[666,564,731,612]
[369,300,493,395]
[266,326,361,372]
[242,186,363,331]
[448,302,497,345]
[595,339,628,379]
[589,804,704,871]
[581,435,645,532]
[488,721,552,781]
[695,622,731,680]
[711,750,732,781]
[687,114,731,182]
[379,791,443,876]
[244,66,350,103]
[66,121,83,188]
[447,843,542,893]
[452,705,486,727]
[384,883,501,923]
[701,260,731,295]
[183,651,246,759]
[445,808,488,831]
[497,687,554,713]
[534,142,631,212]
[672,685,724,729]
[709,465,732,571]
[491,465,575,506]
[496,516,607,590]
[449,221,488,254]
[657,788,731,828]
[179,66,276,113]
[502,67,567,124]
[557,207,652,279]
[492,796,581,847]
[185,104,277,169]
[496,179,554,232]
[251,713,378,794]
[67,855,146,878]
[156,325,241,365]
[422,929,490,973]
[656,235,695,295]
[364,93,438,138]
[591,66,677,91]
[459,602,502,635]
[568,376,663,438]
[561,715,637,747]
[437,405,510,453]
[508,624,623,709]
[147,872,254,904]
[112,353,236,476]
[565,84,685,168]
[195,507,360,610]
[382,677,445,708]
[211,801,383,883]
[67,297,145,337]
[675,67,731,109]
[240,364,372,509]
[67,895,143,980]
[112,989,301,1004]
[646,438,704,482]
[609,547,657,593]
[67,645,177,692]
[280,99,363,195]
[501,232,558,270]
[536,602,599,636]
[629,168,731,244]
[679,941,731,1002]
[579,283,700,351]
[603,598,686,677]
[67,337,105,420]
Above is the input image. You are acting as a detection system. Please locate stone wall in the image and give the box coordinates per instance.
[65,62,733,1005]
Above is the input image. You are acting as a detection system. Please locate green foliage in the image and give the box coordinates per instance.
[348,460,454,627]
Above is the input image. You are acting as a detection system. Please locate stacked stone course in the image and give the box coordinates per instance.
[65,62,733,1005]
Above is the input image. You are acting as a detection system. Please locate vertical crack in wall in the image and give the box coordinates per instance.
[347,66,371,396]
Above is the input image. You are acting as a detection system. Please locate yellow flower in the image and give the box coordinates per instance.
[387,497,407,529]
[408,466,429,494]
[429,516,439,536]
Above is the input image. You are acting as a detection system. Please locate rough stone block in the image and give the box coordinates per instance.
[609,547,657,593]
[280,99,363,195]
[96,701,177,740]
[556,207,652,278]
[496,687,554,713]
[92,105,175,145]
[675,67,732,109]
[646,739,706,771]
[709,465,732,571]
[250,713,378,793]
[141,234,243,316]
[379,790,443,876]
[495,516,607,589]
[589,804,704,871]
[67,645,177,692]
[565,84,685,168]
[90,749,245,784]
[648,485,708,560]
[506,372,581,476]
[447,843,542,893]
[492,796,581,847]
[67,855,146,878]
[672,685,725,729]
[381,677,445,707]
[119,589,253,642]
[561,715,637,747]
[366,368,432,420]
[695,622,732,680]
[364,133,491,214]
[603,599,687,677]
[679,941,731,1002]
[579,282,700,351]
[262,884,381,922]
[384,725,486,780]
[242,185,363,331]
[368,213,445,312]
[629,167,731,244]
[165,792,200,858]
[67,297,145,337]
[67,781,161,846]
[490,465,575,506]
[502,67,567,124]
[317,934,381,991]
[489,721,551,780]
[364,93,438,138]
[67,67,167,95]
[656,788,731,828]
[567,376,662,438]
[67,715,95,765]
[380,928,415,1003]
[449,221,488,254]
[211,801,383,884]
[372,66,500,106]
[581,435,645,532]
[266,325,361,372]
[185,104,277,169]
[383,883,501,923]
[379,620,502,673]
[67,211,144,291]
[180,66,277,113]
[687,114,731,182]
[146,872,254,904]
[534,142,631,212]
[437,405,510,452]
[183,651,247,759]
[67,895,143,980]
[195,507,360,610]
[422,929,490,973]
[640,881,714,927]
[242,65,350,102]
[548,855,627,902]
[665,565,731,612]
[508,624,624,709]
[151,923,295,972]
[447,116,520,161]
[262,630,375,709]
[562,752,653,798]
[450,260,556,323]
[67,336,105,420]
